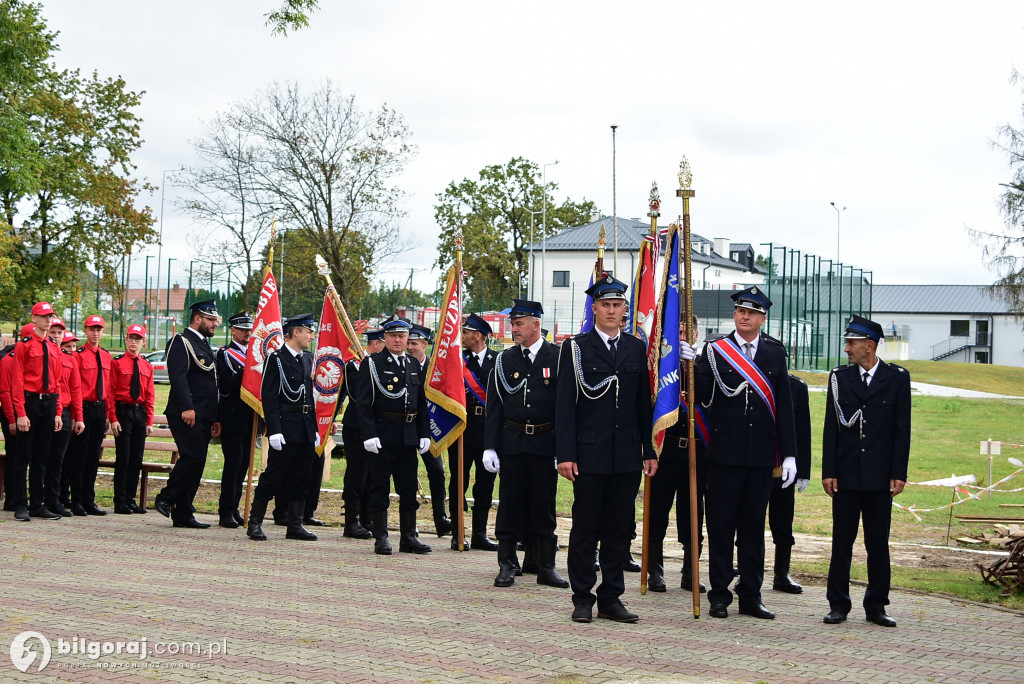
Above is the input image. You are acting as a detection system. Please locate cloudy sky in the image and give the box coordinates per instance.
[41,1,1024,293]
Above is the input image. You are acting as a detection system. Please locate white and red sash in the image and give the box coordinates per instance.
[708,337,776,424]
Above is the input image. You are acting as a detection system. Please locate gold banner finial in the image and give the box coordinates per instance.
[648,182,661,219]
[677,157,693,190]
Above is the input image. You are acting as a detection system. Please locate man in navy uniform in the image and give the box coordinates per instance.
[694,286,797,620]
[339,328,385,539]
[155,299,222,528]
[215,312,254,529]
[556,276,657,624]
[246,313,319,542]
[767,374,813,594]
[822,315,910,628]
[407,323,451,537]
[483,300,568,589]
[449,313,498,551]
[357,314,432,555]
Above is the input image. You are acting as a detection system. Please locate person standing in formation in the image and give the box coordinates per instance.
[66,315,112,516]
[407,323,451,538]
[215,312,255,529]
[109,324,155,514]
[46,320,84,517]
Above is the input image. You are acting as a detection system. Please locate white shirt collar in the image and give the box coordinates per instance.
[283,343,302,358]
[524,338,543,358]
[594,328,620,347]
[861,358,880,380]
[390,352,406,365]
[186,327,207,342]
[734,331,758,356]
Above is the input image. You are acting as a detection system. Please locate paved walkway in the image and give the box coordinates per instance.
[0,512,1021,683]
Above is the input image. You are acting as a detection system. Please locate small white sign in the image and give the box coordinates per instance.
[979,440,1002,455]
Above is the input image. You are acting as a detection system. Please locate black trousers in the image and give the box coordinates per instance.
[1,420,14,504]
[67,401,107,506]
[160,414,212,523]
[366,444,419,513]
[254,440,315,504]
[494,451,558,542]
[218,429,249,515]
[649,456,706,554]
[113,404,147,507]
[273,449,324,520]
[705,462,773,608]
[17,393,58,509]
[45,406,73,507]
[768,477,795,547]
[567,471,641,609]
[341,425,370,523]
[420,448,447,513]
[826,489,893,614]
[447,443,496,520]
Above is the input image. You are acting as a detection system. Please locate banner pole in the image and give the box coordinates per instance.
[456,235,466,551]
[640,185,660,594]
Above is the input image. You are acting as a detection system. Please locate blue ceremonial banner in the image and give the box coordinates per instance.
[650,223,681,456]
[580,268,596,333]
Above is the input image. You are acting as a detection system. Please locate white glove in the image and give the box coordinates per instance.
[679,340,696,361]
[269,433,286,450]
[363,437,381,454]
[780,456,797,488]
[418,438,430,454]
[796,478,809,494]
[315,433,321,448]
[482,449,500,473]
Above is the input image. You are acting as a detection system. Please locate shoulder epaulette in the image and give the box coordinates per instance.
[789,374,808,388]
[115,353,126,360]
[888,363,907,374]
[761,333,784,347]
[832,364,855,373]
[705,333,728,342]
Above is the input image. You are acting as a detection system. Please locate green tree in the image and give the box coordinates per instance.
[434,157,599,311]
[265,0,319,36]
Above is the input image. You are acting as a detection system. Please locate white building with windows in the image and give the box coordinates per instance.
[527,216,766,337]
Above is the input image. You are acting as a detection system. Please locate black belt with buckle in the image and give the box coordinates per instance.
[380,410,418,423]
[504,419,554,435]
[116,402,145,410]
[676,437,688,448]
[281,404,314,414]
[473,406,485,416]
[85,400,107,407]
[25,391,58,401]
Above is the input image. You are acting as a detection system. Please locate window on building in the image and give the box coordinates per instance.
[974,351,989,364]
[714,269,721,277]
[950,320,969,337]
[552,271,570,288]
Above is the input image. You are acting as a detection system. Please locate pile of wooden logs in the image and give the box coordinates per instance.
[974,526,1024,596]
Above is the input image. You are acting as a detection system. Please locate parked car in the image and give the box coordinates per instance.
[145,350,169,384]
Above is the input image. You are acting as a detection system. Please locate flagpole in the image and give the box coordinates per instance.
[677,157,700,620]
[243,223,277,525]
[315,254,365,362]
[454,232,467,551]
[640,184,660,595]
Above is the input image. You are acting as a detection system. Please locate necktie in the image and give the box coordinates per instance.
[522,347,531,362]
[95,349,104,400]
[862,371,869,387]
[743,342,754,360]
[130,356,141,401]
[608,336,618,362]
[42,338,50,392]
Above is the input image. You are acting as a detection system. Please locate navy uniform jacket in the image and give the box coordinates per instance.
[484,341,558,456]
[164,328,219,422]
[216,341,255,434]
[462,347,496,449]
[789,375,812,480]
[694,331,796,468]
[355,350,429,448]
[555,329,655,474]
[341,358,363,431]
[822,361,911,490]
[261,346,316,444]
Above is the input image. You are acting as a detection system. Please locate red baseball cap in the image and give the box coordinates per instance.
[50,317,66,330]
[84,315,105,328]
[20,324,35,338]
[126,324,147,338]
[31,301,55,316]
[62,331,79,343]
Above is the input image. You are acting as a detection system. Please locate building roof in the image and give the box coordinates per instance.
[871,285,1012,314]
[531,216,764,274]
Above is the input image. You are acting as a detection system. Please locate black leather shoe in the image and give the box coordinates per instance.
[622,552,641,573]
[29,505,61,520]
[597,601,639,623]
[434,517,452,537]
[823,610,847,624]
[709,603,728,618]
[450,537,470,551]
[219,513,239,528]
[14,506,30,521]
[114,505,133,514]
[773,574,803,594]
[84,502,107,516]
[738,602,776,620]
[470,532,499,551]
[70,504,88,516]
[571,604,593,623]
[343,522,373,539]
[647,573,666,593]
[130,503,147,514]
[153,496,171,518]
[48,502,72,517]
[302,516,325,527]
[173,518,211,529]
[681,573,707,593]
[866,611,896,627]
[232,510,244,526]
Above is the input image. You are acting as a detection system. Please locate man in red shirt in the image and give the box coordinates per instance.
[66,315,112,516]
[46,320,84,517]
[109,324,155,514]
[10,302,64,521]
[0,324,32,510]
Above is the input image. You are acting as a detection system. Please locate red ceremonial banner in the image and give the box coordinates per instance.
[312,288,360,455]
[424,264,467,455]
[240,268,283,416]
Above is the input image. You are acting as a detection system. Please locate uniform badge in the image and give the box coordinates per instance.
[542,367,550,378]
[387,384,394,391]
[392,376,399,383]
[513,372,520,379]
[199,358,206,366]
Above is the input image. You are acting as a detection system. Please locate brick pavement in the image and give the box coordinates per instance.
[0,511,1021,683]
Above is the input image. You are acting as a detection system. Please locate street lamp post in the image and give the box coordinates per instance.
[165,258,176,347]
[540,160,559,314]
[155,170,175,335]
[144,255,154,348]
[524,207,542,300]
[830,201,847,267]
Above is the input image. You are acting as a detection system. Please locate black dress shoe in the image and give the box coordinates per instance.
[47,502,72,517]
[681,573,707,593]
[14,506,30,521]
[434,517,452,537]
[647,573,666,593]
[823,610,847,624]
[738,602,776,620]
[597,601,639,623]
[173,518,211,529]
[130,503,147,514]
[450,537,470,551]
[84,502,107,516]
[470,533,499,551]
[343,522,374,539]
[709,603,728,618]
[571,604,593,623]
[29,505,61,520]
[622,552,641,573]
[302,516,325,527]
[232,510,245,526]
[70,504,88,516]
[153,496,171,518]
[773,574,803,594]
[114,505,133,514]
[219,513,240,528]
[866,611,896,627]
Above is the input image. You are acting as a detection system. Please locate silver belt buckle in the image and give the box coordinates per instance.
[678,437,688,448]
[474,405,484,416]
[405,413,415,423]
[524,423,535,435]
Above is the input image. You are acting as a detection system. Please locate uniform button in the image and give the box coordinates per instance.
[861,448,866,452]
[749,424,753,428]
[526,389,530,393]
[526,404,531,408]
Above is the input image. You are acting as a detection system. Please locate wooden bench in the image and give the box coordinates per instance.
[0,426,178,511]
